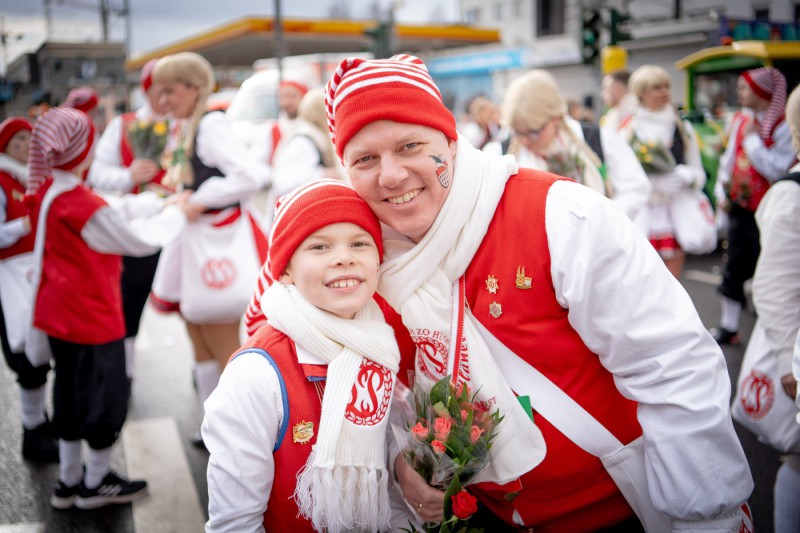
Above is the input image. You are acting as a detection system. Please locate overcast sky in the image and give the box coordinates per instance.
[0,0,460,73]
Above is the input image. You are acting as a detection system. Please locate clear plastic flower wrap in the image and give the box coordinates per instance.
[393,374,503,532]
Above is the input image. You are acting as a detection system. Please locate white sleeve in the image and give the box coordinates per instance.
[794,330,800,412]
[716,117,741,187]
[248,122,275,167]
[599,127,651,221]
[271,136,323,198]
[0,188,30,248]
[545,180,752,521]
[680,121,707,189]
[80,204,186,256]
[190,113,266,208]
[753,182,800,376]
[87,115,135,194]
[743,121,796,182]
[203,351,284,533]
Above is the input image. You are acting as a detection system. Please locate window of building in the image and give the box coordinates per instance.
[536,0,564,36]
[465,7,481,24]
[513,0,523,18]
[495,2,505,21]
[754,7,769,19]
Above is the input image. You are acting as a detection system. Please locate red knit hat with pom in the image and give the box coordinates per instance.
[0,117,33,152]
[141,59,159,92]
[325,54,457,159]
[267,179,383,280]
[63,86,99,113]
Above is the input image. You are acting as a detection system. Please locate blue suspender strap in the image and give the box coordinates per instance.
[230,348,290,452]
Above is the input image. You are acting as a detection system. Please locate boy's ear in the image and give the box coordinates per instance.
[279,270,294,285]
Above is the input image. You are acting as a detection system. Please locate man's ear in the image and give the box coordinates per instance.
[448,137,457,160]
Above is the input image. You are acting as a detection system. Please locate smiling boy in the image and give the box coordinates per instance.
[203,180,405,533]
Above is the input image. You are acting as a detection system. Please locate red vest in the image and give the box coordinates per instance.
[235,325,321,532]
[34,185,125,344]
[120,112,169,193]
[727,113,780,212]
[464,170,641,531]
[0,171,35,259]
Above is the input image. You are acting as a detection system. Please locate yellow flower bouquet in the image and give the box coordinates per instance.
[127,119,169,162]
[630,135,676,175]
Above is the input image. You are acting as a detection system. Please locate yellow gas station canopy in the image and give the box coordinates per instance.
[126,16,501,70]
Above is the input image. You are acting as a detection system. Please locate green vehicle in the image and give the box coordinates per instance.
[674,41,800,205]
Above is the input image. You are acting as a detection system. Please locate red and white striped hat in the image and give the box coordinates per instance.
[740,67,787,141]
[280,80,308,96]
[63,86,99,113]
[27,107,96,195]
[141,59,159,93]
[266,179,383,281]
[324,54,457,159]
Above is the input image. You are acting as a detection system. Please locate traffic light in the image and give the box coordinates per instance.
[581,9,601,64]
[610,8,632,45]
[364,21,394,59]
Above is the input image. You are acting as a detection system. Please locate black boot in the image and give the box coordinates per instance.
[22,420,60,463]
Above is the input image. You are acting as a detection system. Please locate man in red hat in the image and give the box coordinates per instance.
[63,86,105,133]
[713,67,795,346]
[252,79,309,168]
[0,116,59,462]
[245,54,755,532]
[86,58,170,386]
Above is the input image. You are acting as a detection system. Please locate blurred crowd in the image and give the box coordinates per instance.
[1,49,800,532]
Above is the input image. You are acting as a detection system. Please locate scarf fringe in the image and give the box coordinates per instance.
[294,452,392,533]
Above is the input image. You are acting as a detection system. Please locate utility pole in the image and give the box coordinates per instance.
[99,0,110,42]
[44,0,53,40]
[0,16,25,76]
[274,0,285,82]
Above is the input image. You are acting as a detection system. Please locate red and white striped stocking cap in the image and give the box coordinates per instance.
[740,67,787,141]
[27,107,96,195]
[266,179,384,281]
[325,54,457,159]
[63,86,99,113]
[141,59,159,93]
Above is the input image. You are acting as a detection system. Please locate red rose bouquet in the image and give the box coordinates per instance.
[394,375,503,533]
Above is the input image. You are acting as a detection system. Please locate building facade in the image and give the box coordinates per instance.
[2,41,128,127]
[431,0,799,118]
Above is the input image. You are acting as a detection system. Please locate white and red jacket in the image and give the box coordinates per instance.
[88,103,168,194]
[0,155,34,258]
[31,170,185,345]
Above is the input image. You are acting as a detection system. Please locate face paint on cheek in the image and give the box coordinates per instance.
[429,154,450,188]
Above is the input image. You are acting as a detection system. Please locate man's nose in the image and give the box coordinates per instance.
[377,154,408,189]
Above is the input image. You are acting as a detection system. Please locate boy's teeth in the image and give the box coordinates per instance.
[388,188,421,205]
[329,279,359,288]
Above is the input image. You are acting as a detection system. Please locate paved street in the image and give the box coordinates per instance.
[0,251,780,532]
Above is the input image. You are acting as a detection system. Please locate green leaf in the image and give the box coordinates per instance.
[429,375,452,406]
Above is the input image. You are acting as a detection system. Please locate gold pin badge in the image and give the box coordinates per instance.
[485,274,499,294]
[11,189,24,202]
[292,421,314,444]
[515,266,532,290]
[489,301,502,318]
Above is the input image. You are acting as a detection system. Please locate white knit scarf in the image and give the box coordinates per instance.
[378,137,546,485]
[260,282,400,533]
[0,153,28,186]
